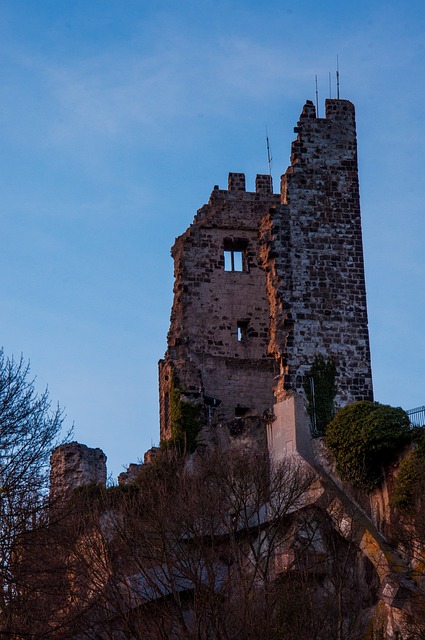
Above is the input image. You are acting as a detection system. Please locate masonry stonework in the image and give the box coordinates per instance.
[260,99,373,408]
[159,173,280,440]
[50,442,107,502]
[160,98,373,442]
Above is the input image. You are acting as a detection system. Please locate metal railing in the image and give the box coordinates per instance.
[407,406,425,428]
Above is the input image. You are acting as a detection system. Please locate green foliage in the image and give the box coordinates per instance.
[304,354,336,436]
[325,401,411,492]
[391,452,422,513]
[411,427,425,457]
[166,372,202,453]
[391,430,425,513]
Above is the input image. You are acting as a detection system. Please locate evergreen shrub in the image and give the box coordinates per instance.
[325,401,411,492]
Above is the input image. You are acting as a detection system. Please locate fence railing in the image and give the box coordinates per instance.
[407,406,425,428]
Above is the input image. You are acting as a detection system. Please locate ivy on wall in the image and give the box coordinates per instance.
[165,372,202,453]
[303,354,336,436]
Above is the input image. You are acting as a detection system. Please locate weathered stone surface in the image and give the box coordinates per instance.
[159,174,280,440]
[160,98,373,443]
[50,441,106,502]
[260,99,373,408]
[118,462,144,485]
[144,447,160,464]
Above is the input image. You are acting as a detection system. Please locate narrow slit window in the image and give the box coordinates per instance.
[237,321,249,342]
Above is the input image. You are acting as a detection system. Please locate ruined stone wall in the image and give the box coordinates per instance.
[160,98,373,443]
[50,442,107,503]
[159,173,279,441]
[260,99,373,409]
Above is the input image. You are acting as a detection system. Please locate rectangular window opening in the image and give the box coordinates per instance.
[223,238,248,272]
[237,321,249,342]
[224,250,244,272]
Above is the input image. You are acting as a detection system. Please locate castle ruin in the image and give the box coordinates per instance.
[159,98,373,446]
[44,99,425,640]
[49,97,374,490]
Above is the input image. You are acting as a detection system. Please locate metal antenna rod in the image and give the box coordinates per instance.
[315,75,319,116]
[329,71,332,98]
[266,126,272,177]
[336,54,340,99]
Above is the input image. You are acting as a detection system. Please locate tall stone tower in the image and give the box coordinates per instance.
[261,99,373,409]
[159,98,373,445]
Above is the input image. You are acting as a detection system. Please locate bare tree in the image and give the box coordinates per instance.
[387,472,425,639]
[0,349,65,635]
[40,446,318,639]
[21,441,385,639]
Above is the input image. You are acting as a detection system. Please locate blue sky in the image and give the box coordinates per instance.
[0,0,424,480]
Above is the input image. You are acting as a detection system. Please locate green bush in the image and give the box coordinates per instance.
[303,354,336,436]
[325,401,411,492]
[391,451,422,512]
[391,430,425,513]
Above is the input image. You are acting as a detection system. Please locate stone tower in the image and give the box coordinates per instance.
[261,99,373,409]
[159,173,280,441]
[159,98,373,444]
[50,442,107,502]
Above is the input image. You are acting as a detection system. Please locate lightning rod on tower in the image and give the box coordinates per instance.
[336,55,340,99]
[315,75,319,116]
[266,127,272,177]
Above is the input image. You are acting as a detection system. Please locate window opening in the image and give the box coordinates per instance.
[223,238,248,272]
[224,250,243,272]
[235,405,250,418]
[237,321,249,342]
